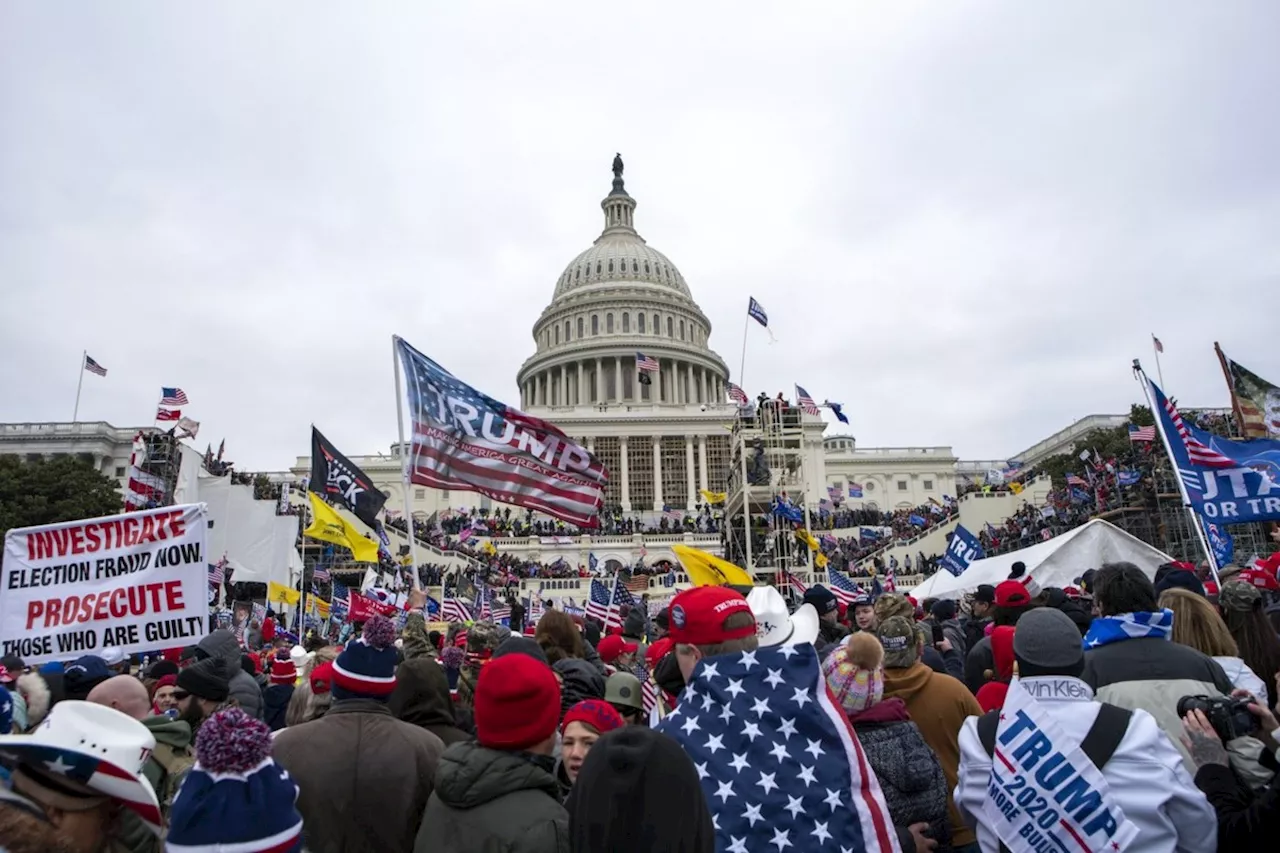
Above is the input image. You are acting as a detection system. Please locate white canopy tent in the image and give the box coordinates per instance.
[912,519,1174,600]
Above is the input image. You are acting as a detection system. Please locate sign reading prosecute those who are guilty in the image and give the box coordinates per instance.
[1,504,209,666]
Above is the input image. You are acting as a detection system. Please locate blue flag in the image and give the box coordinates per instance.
[1205,522,1234,567]
[747,296,768,327]
[1117,470,1142,487]
[588,552,599,572]
[425,594,441,618]
[655,646,896,852]
[1148,376,1280,523]
[859,527,881,540]
[940,525,984,577]
[908,513,927,527]
[771,496,804,524]
[826,401,849,424]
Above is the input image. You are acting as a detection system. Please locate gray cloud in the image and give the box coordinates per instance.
[2,2,1277,469]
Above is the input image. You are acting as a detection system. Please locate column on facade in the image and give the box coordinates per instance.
[577,362,586,406]
[651,435,663,510]
[535,374,543,406]
[560,364,568,407]
[614,357,622,404]
[587,436,595,453]
[594,357,602,403]
[698,435,709,492]
[619,436,631,511]
[685,435,696,510]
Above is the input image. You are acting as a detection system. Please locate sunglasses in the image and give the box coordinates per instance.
[172,690,191,701]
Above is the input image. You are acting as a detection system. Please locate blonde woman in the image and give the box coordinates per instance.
[1158,588,1268,699]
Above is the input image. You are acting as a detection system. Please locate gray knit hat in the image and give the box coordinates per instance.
[1012,608,1083,672]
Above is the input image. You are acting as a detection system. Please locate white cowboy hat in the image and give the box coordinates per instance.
[0,700,161,836]
[747,586,821,647]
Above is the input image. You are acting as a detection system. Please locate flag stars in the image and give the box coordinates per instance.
[777,645,798,659]
[784,794,805,818]
[705,734,726,755]
[758,771,779,795]
[742,722,763,742]
[695,762,709,781]
[790,687,811,708]
[700,693,715,712]
[823,788,843,812]
[764,668,785,689]
[714,780,735,803]
[777,717,797,740]
[728,752,750,773]
[727,837,748,853]
[769,827,792,851]
[725,678,746,700]
[768,741,789,763]
[44,756,74,776]
[750,697,771,718]
[681,715,701,735]
[804,739,822,760]
[742,802,765,828]
[739,650,759,670]
[700,662,720,680]
[797,764,817,787]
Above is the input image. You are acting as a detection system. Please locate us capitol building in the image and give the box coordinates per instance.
[2,158,1093,564]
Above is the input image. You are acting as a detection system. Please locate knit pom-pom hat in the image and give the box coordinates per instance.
[822,632,885,715]
[560,699,625,736]
[332,615,398,701]
[166,707,303,852]
[474,653,561,751]
[269,650,298,686]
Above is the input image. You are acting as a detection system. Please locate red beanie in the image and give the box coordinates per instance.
[270,651,297,685]
[560,699,625,736]
[474,654,561,751]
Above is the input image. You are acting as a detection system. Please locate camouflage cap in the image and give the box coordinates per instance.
[1218,580,1261,613]
[877,615,921,669]
[466,621,509,654]
[873,593,914,624]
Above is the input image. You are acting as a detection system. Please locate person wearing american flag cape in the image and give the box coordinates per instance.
[655,585,901,852]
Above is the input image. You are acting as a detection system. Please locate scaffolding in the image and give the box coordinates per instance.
[723,402,816,579]
[129,428,184,509]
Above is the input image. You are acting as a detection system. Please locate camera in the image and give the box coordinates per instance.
[1177,694,1259,741]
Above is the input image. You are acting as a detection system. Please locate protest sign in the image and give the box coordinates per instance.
[2,504,209,666]
[984,680,1139,853]
[348,592,401,622]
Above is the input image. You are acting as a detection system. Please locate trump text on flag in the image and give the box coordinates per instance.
[1,504,210,664]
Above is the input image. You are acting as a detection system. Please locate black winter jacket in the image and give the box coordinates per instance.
[414,742,569,853]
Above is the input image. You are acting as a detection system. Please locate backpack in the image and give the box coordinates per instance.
[975,703,1132,853]
[149,741,197,814]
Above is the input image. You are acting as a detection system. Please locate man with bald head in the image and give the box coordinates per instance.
[87,676,194,823]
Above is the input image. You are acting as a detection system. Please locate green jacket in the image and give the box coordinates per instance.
[141,715,194,814]
[414,742,569,853]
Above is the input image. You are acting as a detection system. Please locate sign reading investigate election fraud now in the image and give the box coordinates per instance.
[1,504,209,666]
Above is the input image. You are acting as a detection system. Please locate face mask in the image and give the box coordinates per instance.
[653,651,685,696]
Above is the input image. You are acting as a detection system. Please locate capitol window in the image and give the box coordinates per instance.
[897,480,908,491]
[596,262,602,274]
[578,317,584,338]
[591,315,599,335]
[607,314,614,333]
[644,261,650,274]
[638,313,646,333]
[633,260,639,273]
[924,479,933,490]
[667,317,674,337]
[679,319,685,340]
[554,326,560,345]
[564,321,570,341]
[653,313,659,334]
[608,259,614,273]
[623,313,630,332]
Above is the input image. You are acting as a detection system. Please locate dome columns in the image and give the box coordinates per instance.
[520,354,725,409]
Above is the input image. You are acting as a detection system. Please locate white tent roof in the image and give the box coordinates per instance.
[912,519,1173,600]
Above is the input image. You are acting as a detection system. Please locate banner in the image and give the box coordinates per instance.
[310,427,387,530]
[1217,344,1280,439]
[539,536,575,546]
[395,336,608,529]
[984,679,1138,852]
[267,581,300,608]
[1147,376,1280,523]
[348,592,400,622]
[1,504,209,666]
[304,492,380,563]
[940,525,984,577]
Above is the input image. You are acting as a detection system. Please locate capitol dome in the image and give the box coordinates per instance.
[517,157,730,413]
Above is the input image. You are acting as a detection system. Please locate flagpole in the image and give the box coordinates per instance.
[739,440,752,572]
[72,350,86,422]
[737,310,750,398]
[1151,335,1165,389]
[1213,342,1248,436]
[1133,361,1219,584]
[392,336,423,591]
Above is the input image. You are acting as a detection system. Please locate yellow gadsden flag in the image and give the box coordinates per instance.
[1009,481,1025,495]
[699,489,727,505]
[672,544,754,588]
[304,492,380,563]
[794,529,828,569]
[267,581,300,607]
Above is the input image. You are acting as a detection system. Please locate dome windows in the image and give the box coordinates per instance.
[638,313,646,333]
[564,320,571,342]
[644,261,650,274]
[653,313,659,335]
[679,319,685,340]
[606,314,614,334]
[622,313,630,333]
[667,317,674,337]
[577,317,584,338]
[607,259,614,273]
[596,262,602,274]
[591,315,599,335]
[554,326,560,345]
[632,260,639,273]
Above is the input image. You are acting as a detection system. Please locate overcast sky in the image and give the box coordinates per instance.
[3,2,1277,470]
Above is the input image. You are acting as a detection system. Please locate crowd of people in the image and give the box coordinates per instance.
[3,551,1279,852]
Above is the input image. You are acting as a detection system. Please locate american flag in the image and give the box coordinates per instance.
[396,336,608,529]
[847,483,863,499]
[779,569,808,595]
[491,599,512,623]
[441,592,474,623]
[476,586,492,621]
[159,387,189,406]
[585,578,614,623]
[1066,474,1089,487]
[1154,381,1237,469]
[636,352,660,372]
[884,564,897,592]
[655,646,898,853]
[312,566,330,583]
[662,505,684,523]
[620,569,650,593]
[207,560,225,586]
[794,385,821,416]
[727,382,749,406]
[1152,334,1164,354]
[155,408,181,421]
[331,581,350,607]
[826,567,862,604]
[641,676,659,715]
[83,354,107,376]
[1127,424,1156,443]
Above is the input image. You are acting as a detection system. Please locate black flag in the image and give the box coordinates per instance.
[309,427,387,530]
